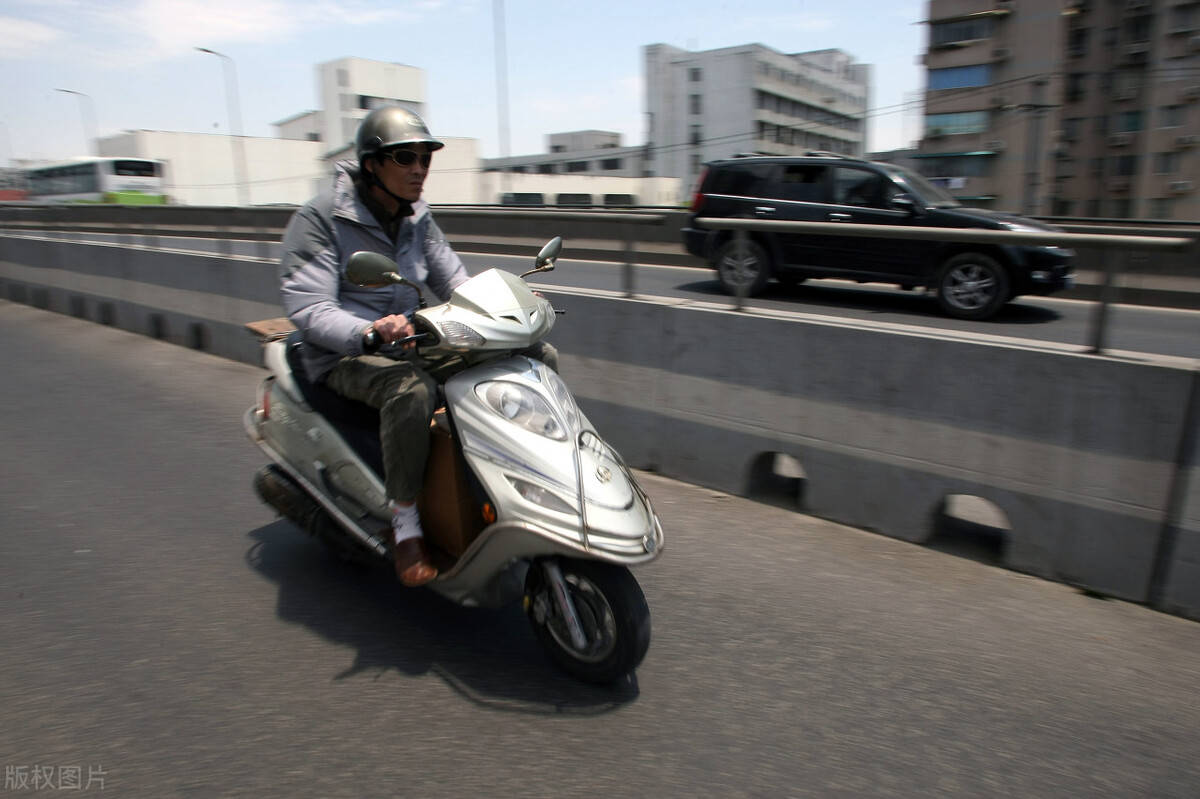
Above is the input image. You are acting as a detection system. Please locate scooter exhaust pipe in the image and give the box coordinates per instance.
[253,464,319,525]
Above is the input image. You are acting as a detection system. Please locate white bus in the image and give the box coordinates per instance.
[25,157,166,204]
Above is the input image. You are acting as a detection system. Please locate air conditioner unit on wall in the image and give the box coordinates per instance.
[984,139,1006,151]
[992,47,1011,60]
[1169,179,1195,193]
[1109,132,1133,146]
[1109,177,1131,191]
[1176,134,1200,148]
[1183,86,1200,102]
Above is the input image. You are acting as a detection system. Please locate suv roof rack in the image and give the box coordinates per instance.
[804,150,858,160]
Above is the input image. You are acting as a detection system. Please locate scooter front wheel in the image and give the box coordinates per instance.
[524,557,651,684]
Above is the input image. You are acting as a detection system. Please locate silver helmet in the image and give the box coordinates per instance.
[354,106,444,165]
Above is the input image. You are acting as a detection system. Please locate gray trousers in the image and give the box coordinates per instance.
[324,342,558,503]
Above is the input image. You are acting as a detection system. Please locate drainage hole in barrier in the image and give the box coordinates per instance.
[149,314,167,340]
[746,451,806,509]
[98,302,115,326]
[188,323,209,351]
[930,494,1010,565]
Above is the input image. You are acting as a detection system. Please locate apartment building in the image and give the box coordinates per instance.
[918,0,1200,219]
[644,43,871,196]
[1053,0,1200,219]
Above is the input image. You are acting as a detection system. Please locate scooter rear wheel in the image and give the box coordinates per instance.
[525,558,650,684]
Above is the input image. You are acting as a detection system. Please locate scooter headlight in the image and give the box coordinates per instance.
[544,368,579,432]
[476,381,567,440]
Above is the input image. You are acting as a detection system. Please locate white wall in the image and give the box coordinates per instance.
[478,172,681,206]
[99,131,324,206]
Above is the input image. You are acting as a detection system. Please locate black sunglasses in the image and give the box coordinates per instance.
[381,149,432,168]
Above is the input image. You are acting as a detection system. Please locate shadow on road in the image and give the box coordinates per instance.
[677,279,1062,325]
[244,520,639,714]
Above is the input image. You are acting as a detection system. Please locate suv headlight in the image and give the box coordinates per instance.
[476,380,566,440]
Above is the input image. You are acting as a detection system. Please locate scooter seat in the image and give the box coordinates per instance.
[284,333,384,477]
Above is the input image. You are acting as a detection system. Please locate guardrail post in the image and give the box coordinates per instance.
[1087,248,1118,354]
[734,228,748,311]
[623,224,635,298]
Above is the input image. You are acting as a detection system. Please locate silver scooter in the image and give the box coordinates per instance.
[244,238,663,683]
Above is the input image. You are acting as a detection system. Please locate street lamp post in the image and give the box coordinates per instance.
[55,88,98,156]
[195,47,249,206]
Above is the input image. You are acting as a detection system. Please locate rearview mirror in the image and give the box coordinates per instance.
[347,251,404,287]
[890,193,920,215]
[535,236,562,270]
[521,237,563,278]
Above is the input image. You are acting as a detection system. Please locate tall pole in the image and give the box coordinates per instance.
[494,0,511,197]
[55,88,98,156]
[196,47,249,206]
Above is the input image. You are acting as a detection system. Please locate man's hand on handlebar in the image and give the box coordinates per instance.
[373,314,417,349]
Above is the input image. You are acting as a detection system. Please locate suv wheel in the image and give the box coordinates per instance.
[935,253,1010,320]
[715,238,770,297]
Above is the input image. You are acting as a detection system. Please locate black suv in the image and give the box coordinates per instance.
[682,153,1075,320]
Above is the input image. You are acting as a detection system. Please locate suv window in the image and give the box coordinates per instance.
[832,167,889,208]
[765,164,827,202]
[706,163,774,197]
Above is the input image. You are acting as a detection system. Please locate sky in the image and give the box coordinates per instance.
[0,0,928,165]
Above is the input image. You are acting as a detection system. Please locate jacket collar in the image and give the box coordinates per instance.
[331,161,428,231]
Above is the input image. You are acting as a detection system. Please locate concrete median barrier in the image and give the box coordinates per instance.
[1,233,1196,621]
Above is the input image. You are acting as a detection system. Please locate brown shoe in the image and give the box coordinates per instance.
[392,536,438,587]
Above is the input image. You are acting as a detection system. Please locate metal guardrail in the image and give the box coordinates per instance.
[2,204,1197,348]
[696,217,1196,355]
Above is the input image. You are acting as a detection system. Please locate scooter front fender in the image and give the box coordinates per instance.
[429,517,662,608]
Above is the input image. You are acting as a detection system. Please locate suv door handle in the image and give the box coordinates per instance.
[828,213,852,221]
[754,206,776,215]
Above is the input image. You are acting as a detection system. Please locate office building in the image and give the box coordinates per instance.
[644,43,872,194]
[918,0,1200,219]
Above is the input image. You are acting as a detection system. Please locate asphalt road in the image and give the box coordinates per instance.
[3,300,1200,797]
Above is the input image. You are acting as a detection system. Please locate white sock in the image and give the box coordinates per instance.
[391,503,424,544]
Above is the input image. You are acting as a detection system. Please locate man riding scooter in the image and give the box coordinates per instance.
[279,106,556,586]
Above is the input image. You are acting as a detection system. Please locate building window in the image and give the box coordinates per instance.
[1066,73,1087,102]
[306,132,320,142]
[930,18,995,47]
[928,64,991,91]
[690,125,702,146]
[1149,197,1175,219]
[1090,157,1105,177]
[539,163,556,174]
[1153,152,1181,174]
[689,153,702,175]
[1062,117,1082,141]
[689,94,702,114]
[567,161,589,173]
[1160,105,1185,128]
[925,111,989,136]
[1114,110,1143,133]
[688,67,702,82]
[508,166,527,173]
[550,145,565,153]
[1111,154,1139,177]
[601,158,623,170]
[1067,26,1089,57]
[1111,198,1134,218]
[1169,4,1198,32]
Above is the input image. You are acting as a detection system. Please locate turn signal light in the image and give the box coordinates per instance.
[482,503,497,524]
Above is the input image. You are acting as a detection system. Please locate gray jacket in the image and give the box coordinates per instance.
[279,162,469,380]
